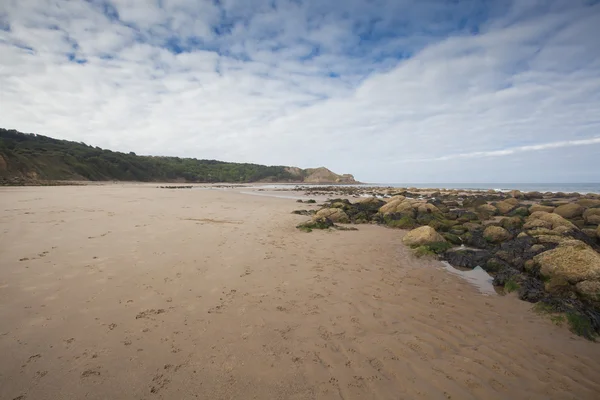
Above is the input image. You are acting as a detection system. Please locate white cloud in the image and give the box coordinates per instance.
[1,0,599,182]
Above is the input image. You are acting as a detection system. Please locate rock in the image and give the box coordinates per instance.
[523,211,576,231]
[462,197,488,208]
[534,240,600,283]
[529,204,554,213]
[385,195,406,203]
[524,191,544,199]
[509,207,530,217]
[356,197,382,205]
[554,203,585,219]
[477,204,498,215]
[544,276,572,295]
[518,278,546,302]
[483,226,511,243]
[402,226,446,247]
[416,203,440,214]
[496,199,518,214]
[443,248,492,269]
[509,190,524,199]
[530,244,546,254]
[485,257,509,273]
[577,199,600,208]
[314,208,350,223]
[493,266,520,286]
[500,216,524,230]
[583,208,600,225]
[379,199,414,216]
[575,281,600,302]
[582,228,598,239]
[597,225,600,239]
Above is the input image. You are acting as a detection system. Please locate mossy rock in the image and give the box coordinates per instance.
[500,216,524,230]
[530,204,554,213]
[484,226,512,243]
[554,203,585,219]
[402,226,446,247]
[485,258,507,273]
[296,217,334,232]
[510,207,529,217]
[442,232,462,245]
[386,216,418,229]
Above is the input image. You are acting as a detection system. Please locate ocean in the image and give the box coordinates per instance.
[370,183,600,194]
[243,182,600,194]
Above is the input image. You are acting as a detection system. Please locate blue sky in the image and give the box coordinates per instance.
[1,0,599,182]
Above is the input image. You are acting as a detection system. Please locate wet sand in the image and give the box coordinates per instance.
[1,184,599,400]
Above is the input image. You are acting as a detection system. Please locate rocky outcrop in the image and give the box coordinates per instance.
[402,226,446,247]
[296,185,600,338]
[302,167,357,184]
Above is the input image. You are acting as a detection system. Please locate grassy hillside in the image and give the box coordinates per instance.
[0,128,355,185]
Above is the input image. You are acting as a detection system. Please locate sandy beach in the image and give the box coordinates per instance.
[1,184,600,400]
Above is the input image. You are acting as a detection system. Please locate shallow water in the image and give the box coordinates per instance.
[440,261,496,295]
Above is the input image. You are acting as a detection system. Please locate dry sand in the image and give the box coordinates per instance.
[1,184,599,400]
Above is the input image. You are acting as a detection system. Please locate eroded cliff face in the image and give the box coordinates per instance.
[302,167,357,184]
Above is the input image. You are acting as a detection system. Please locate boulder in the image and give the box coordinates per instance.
[496,199,518,214]
[314,208,350,223]
[385,195,406,203]
[357,197,382,205]
[524,191,544,199]
[500,216,523,230]
[462,197,488,208]
[443,248,492,269]
[477,204,498,215]
[523,211,576,231]
[416,203,440,214]
[577,199,600,208]
[483,226,512,243]
[529,204,554,213]
[379,199,414,216]
[534,240,600,283]
[509,190,524,199]
[402,226,446,247]
[575,280,600,302]
[583,208,600,225]
[598,225,600,239]
[554,203,584,219]
[544,276,571,295]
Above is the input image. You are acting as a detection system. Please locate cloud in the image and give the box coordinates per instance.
[1,0,599,183]
[402,137,600,162]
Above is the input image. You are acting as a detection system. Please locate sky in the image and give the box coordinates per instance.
[1,0,600,183]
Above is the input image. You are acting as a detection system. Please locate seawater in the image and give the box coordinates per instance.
[252,183,600,194]
[370,183,600,194]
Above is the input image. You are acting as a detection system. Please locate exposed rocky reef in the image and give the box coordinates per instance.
[295,187,600,339]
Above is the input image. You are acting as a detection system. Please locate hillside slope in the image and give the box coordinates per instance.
[0,128,357,185]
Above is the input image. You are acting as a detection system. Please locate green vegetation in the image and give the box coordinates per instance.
[0,128,306,183]
[412,241,452,258]
[385,215,417,229]
[413,246,436,258]
[296,218,334,232]
[504,278,520,293]
[533,302,597,340]
[566,312,597,340]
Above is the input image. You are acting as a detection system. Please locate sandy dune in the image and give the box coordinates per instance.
[1,185,599,400]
